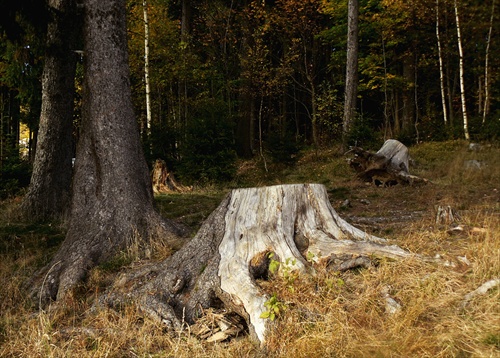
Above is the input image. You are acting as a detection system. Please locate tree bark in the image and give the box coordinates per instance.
[454,0,470,140]
[151,159,190,193]
[99,184,411,345]
[348,139,427,186]
[435,0,448,126]
[31,0,187,306]
[143,0,152,138]
[483,0,495,123]
[343,0,359,147]
[20,0,78,221]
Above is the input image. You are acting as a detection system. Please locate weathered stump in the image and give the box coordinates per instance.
[101,184,412,344]
[348,139,428,186]
[151,159,191,194]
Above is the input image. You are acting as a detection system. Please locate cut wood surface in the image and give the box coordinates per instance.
[101,184,412,344]
[348,139,428,186]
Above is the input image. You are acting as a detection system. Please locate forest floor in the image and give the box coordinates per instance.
[1,140,499,357]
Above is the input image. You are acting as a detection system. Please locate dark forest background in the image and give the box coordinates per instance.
[1,0,499,194]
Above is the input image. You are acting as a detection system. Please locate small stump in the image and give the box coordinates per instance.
[151,159,191,194]
[348,139,427,186]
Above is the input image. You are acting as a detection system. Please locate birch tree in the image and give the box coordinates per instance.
[435,0,448,126]
[143,0,152,136]
[454,0,470,140]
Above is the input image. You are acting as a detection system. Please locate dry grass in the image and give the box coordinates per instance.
[1,140,499,357]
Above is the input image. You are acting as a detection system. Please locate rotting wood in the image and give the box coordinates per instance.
[151,159,191,194]
[436,205,460,225]
[462,278,500,307]
[347,139,428,186]
[98,184,414,345]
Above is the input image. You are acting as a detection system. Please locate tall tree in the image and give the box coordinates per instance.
[483,0,495,123]
[143,0,152,138]
[20,0,78,221]
[343,0,358,146]
[33,0,186,305]
[454,0,470,140]
[435,0,448,126]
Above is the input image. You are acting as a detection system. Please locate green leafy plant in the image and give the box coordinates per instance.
[306,251,316,263]
[268,252,280,275]
[260,293,287,321]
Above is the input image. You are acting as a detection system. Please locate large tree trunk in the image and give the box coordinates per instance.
[20,0,78,221]
[100,184,411,345]
[348,139,427,186]
[31,0,186,306]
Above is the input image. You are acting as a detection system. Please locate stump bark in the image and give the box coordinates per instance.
[151,159,191,194]
[348,139,427,186]
[102,184,411,344]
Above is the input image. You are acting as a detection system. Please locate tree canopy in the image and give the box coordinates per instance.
[1,0,499,193]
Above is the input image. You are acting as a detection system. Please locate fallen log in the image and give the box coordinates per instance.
[348,139,428,186]
[99,184,413,345]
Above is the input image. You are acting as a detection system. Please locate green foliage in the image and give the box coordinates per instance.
[483,333,500,349]
[0,144,31,199]
[470,113,500,142]
[260,293,287,321]
[417,116,450,142]
[267,252,280,275]
[178,98,237,185]
[346,115,382,150]
[266,129,302,165]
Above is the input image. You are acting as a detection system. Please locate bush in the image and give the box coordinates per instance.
[267,129,302,165]
[470,112,500,142]
[346,115,382,150]
[0,147,31,199]
[178,98,237,184]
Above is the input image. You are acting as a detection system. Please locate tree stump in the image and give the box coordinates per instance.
[151,159,191,194]
[102,184,411,344]
[348,139,428,186]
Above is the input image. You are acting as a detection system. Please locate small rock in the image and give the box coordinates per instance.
[360,199,371,205]
[381,286,401,315]
[468,143,481,151]
[340,199,351,209]
[464,160,482,170]
[457,256,471,266]
[385,297,402,315]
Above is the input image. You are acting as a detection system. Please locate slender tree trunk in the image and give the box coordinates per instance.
[21,0,78,221]
[483,0,495,124]
[436,0,448,126]
[454,0,470,140]
[343,0,359,147]
[181,0,191,41]
[32,0,187,306]
[402,53,415,137]
[258,97,267,172]
[143,0,152,137]
[382,35,390,140]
